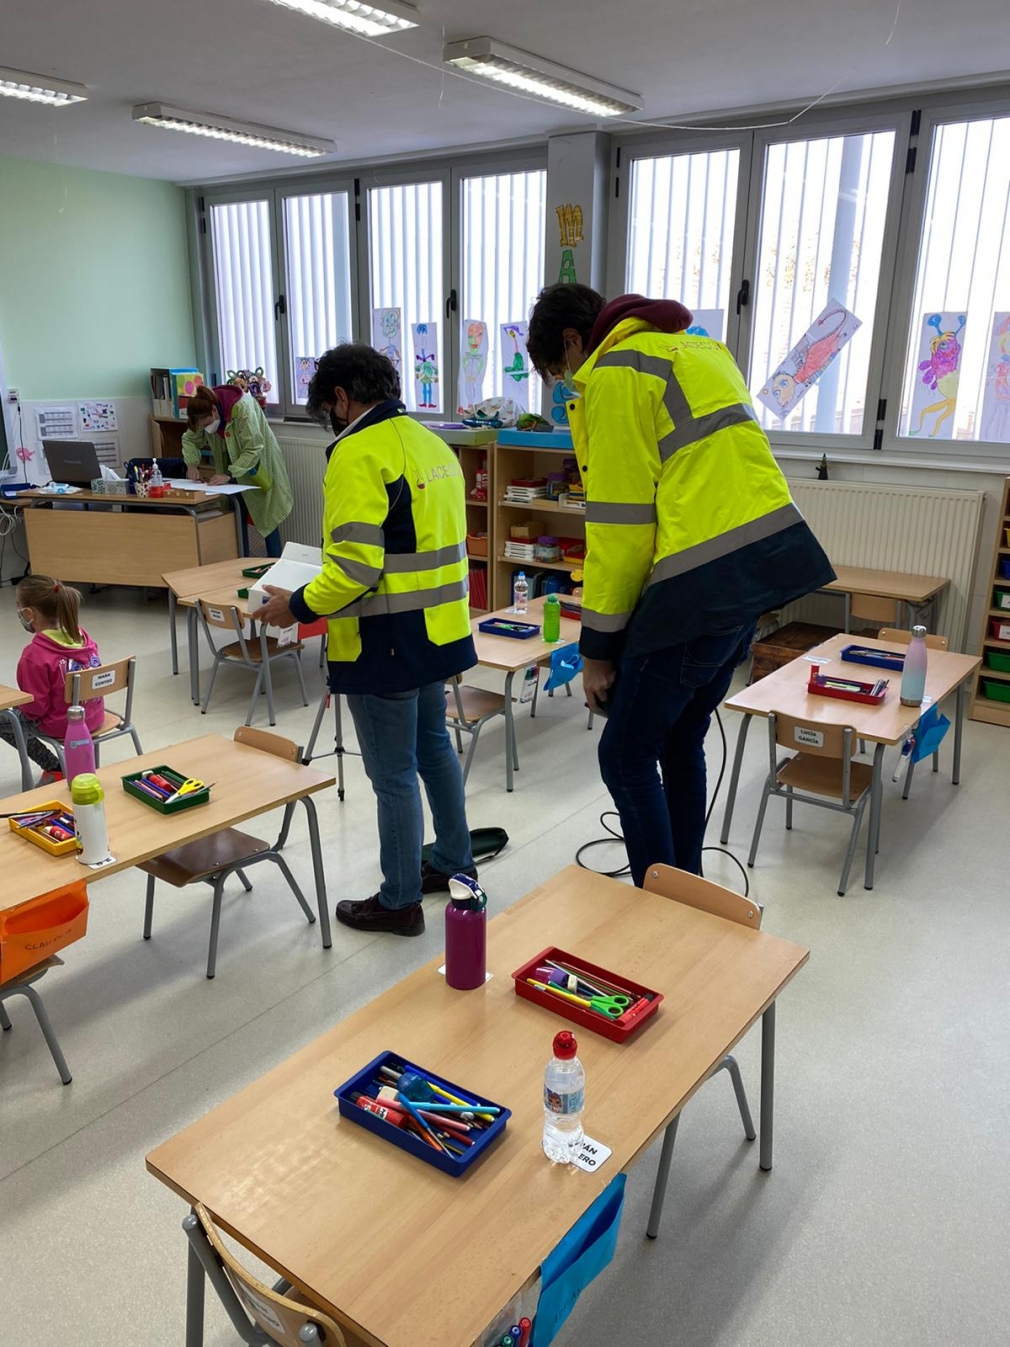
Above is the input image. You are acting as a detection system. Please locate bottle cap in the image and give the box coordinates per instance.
[553,1030,577,1059]
[912,624,927,637]
[67,705,85,721]
[545,593,559,604]
[70,772,104,806]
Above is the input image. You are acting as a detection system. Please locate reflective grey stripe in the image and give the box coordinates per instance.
[331,521,384,547]
[585,501,656,525]
[580,607,632,633]
[383,540,467,572]
[331,576,470,620]
[329,555,383,587]
[595,350,671,380]
[645,503,803,588]
[658,403,758,462]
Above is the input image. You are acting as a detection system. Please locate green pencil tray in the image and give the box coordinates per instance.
[241,564,273,580]
[121,765,212,814]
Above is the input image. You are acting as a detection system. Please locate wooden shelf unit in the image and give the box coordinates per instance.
[432,427,495,616]
[970,475,1010,726]
[492,434,582,609]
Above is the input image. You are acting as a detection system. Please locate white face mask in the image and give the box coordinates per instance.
[204,416,220,435]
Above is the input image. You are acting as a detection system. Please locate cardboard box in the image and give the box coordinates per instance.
[248,541,323,610]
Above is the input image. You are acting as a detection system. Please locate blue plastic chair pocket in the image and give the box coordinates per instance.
[911,704,950,764]
[543,643,582,694]
[531,1173,626,1347]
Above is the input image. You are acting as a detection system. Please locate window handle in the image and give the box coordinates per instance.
[735,279,750,315]
[445,288,458,319]
[274,294,287,320]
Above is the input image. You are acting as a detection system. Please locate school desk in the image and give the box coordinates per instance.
[146,864,809,1347]
[163,558,261,695]
[471,595,584,791]
[20,490,240,590]
[821,565,950,633]
[0,733,334,950]
[0,685,35,792]
[719,634,980,888]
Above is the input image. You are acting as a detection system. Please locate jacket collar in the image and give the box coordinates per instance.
[572,317,660,391]
[325,399,405,460]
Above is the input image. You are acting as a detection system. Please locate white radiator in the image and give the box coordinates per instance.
[786,479,985,649]
[276,431,327,546]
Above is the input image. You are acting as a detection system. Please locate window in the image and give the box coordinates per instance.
[209,199,279,403]
[368,181,444,413]
[897,115,1010,444]
[282,191,354,408]
[460,169,546,412]
[626,148,741,342]
[748,129,896,437]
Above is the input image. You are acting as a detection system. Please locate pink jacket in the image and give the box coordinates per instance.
[17,629,105,738]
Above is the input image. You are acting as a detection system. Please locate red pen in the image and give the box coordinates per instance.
[517,1318,532,1347]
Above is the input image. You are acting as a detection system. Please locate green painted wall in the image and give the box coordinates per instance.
[0,155,196,400]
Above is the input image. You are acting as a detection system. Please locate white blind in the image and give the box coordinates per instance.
[209,199,278,396]
[283,191,354,405]
[368,182,443,412]
[461,169,546,410]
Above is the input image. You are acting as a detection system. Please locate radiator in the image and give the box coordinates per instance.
[276,431,327,546]
[786,479,985,649]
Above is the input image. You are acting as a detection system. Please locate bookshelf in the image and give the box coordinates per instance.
[492,429,584,610]
[970,475,1010,727]
[430,427,496,617]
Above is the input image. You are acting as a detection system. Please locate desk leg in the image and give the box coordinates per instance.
[232,497,244,555]
[188,606,200,706]
[2,709,33,792]
[186,1231,206,1347]
[719,712,752,845]
[503,671,516,792]
[302,795,332,948]
[169,590,179,676]
[953,679,966,785]
[864,742,885,889]
[259,623,276,726]
[760,1001,776,1172]
[844,591,851,635]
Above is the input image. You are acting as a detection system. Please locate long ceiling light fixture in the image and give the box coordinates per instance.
[0,67,87,106]
[443,38,642,118]
[132,104,334,157]
[262,0,418,38]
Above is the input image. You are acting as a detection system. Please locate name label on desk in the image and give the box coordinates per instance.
[572,1135,613,1173]
[794,726,824,747]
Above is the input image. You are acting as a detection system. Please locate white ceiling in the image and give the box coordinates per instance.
[1,0,1010,183]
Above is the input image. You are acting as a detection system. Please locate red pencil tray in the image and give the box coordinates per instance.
[807,671,886,705]
[511,946,663,1043]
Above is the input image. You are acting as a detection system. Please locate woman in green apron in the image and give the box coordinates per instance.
[182,385,293,556]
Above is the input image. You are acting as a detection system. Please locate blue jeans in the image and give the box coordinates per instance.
[598,626,754,888]
[346,682,474,909]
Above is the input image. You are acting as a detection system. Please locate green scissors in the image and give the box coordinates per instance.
[530,979,633,1019]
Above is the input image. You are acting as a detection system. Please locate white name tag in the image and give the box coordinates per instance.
[794,726,824,748]
[91,669,116,690]
[208,607,225,622]
[572,1135,613,1173]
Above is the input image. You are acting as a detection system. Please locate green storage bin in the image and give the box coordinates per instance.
[981,679,1010,703]
[995,589,1010,611]
[985,650,1010,672]
[241,563,273,580]
[122,765,212,814]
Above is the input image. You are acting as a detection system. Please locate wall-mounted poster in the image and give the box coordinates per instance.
[908,312,967,440]
[500,320,531,413]
[411,322,439,410]
[371,307,403,380]
[458,319,488,413]
[980,313,1010,443]
[758,300,862,419]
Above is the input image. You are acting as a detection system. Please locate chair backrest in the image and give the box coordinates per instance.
[63,656,134,705]
[769,711,857,806]
[234,725,301,762]
[200,599,244,633]
[643,864,762,928]
[849,592,899,624]
[193,1204,346,1346]
[878,627,948,650]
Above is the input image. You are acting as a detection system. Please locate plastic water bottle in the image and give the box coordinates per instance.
[543,1030,585,1164]
[513,571,529,614]
[63,705,96,784]
[150,459,163,488]
[543,593,561,642]
[900,625,928,706]
[71,772,111,866]
[444,874,487,990]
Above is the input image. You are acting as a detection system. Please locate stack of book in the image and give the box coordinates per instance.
[505,477,548,504]
[503,541,537,561]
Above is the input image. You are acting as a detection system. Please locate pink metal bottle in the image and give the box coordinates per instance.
[63,705,96,783]
[445,874,487,990]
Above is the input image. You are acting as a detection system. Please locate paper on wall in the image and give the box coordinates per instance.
[907,311,967,440]
[458,318,489,413]
[500,320,531,413]
[371,307,403,380]
[980,312,1010,443]
[35,405,77,440]
[685,309,725,340]
[78,400,118,433]
[411,321,440,410]
[757,299,862,419]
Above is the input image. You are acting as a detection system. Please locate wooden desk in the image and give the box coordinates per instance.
[0,734,334,948]
[821,565,949,633]
[0,685,35,792]
[163,558,261,694]
[147,865,809,1347]
[472,595,583,791]
[21,491,239,589]
[720,634,980,886]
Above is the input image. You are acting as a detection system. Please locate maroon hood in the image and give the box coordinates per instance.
[588,295,693,353]
[212,384,245,434]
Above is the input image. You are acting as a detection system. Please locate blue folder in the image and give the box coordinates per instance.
[531,1173,627,1347]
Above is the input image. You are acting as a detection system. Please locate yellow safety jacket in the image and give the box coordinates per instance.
[287,401,476,694]
[568,319,834,661]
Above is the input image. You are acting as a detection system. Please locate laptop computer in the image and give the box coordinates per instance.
[42,440,102,486]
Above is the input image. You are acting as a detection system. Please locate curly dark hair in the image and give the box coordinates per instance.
[526,283,606,378]
[307,343,400,424]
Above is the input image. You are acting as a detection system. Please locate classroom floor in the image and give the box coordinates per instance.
[0,586,1006,1347]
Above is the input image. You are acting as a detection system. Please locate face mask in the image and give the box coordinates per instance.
[329,408,348,437]
[16,608,34,633]
[204,416,220,435]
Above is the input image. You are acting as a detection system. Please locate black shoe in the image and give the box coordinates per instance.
[335,893,425,936]
[420,861,478,896]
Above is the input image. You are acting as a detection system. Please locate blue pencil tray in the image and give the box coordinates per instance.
[840,643,906,671]
[333,1050,511,1178]
[478,618,541,639]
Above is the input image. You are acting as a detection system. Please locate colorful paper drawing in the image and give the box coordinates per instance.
[980,313,1010,443]
[685,309,725,340]
[77,400,118,433]
[371,307,402,380]
[500,321,531,413]
[909,312,967,439]
[295,356,317,403]
[556,204,584,248]
[758,299,862,419]
[411,322,439,409]
[458,319,489,413]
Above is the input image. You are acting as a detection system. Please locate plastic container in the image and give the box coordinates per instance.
[982,678,1010,703]
[9,803,78,857]
[807,671,888,705]
[996,590,1010,611]
[63,706,96,784]
[512,946,663,1043]
[122,765,211,814]
[999,558,1010,581]
[150,461,164,489]
[840,644,905,671]
[991,617,1010,642]
[444,874,487,990]
[543,594,561,643]
[899,625,928,706]
[543,1030,585,1164]
[71,773,111,866]
[477,618,540,640]
[985,649,1010,672]
[513,571,529,614]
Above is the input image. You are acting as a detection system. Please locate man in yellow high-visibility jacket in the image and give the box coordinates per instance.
[527,285,835,887]
[258,345,477,936]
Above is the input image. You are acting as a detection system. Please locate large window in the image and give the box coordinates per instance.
[209,199,279,403]
[748,129,895,437]
[460,168,546,411]
[282,191,354,408]
[897,115,1010,444]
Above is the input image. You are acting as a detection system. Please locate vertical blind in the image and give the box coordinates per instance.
[283,191,354,405]
[209,199,278,396]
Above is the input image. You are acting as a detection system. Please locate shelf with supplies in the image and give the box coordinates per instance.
[498,497,586,515]
[497,553,579,574]
[971,475,1010,727]
[492,430,583,609]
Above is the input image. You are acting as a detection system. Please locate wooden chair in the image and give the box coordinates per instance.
[748,712,875,895]
[183,1202,347,1345]
[199,600,308,728]
[138,728,317,979]
[641,864,761,1238]
[848,591,901,635]
[445,676,512,785]
[0,956,72,1085]
[33,656,143,768]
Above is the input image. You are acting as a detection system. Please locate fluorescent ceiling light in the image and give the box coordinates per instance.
[132,104,334,157]
[443,38,641,118]
[0,66,87,106]
[263,0,418,38]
